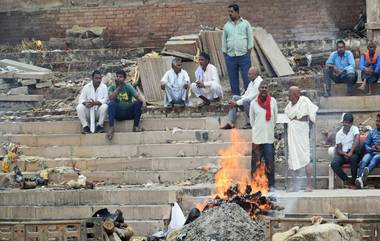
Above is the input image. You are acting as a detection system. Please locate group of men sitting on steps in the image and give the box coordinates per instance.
[330,113,380,189]
[76,69,145,140]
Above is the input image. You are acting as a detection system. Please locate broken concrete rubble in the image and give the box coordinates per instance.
[168,203,264,241]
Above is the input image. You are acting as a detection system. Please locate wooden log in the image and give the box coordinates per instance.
[165,40,198,56]
[253,28,294,76]
[255,45,275,77]
[114,227,134,241]
[103,219,115,235]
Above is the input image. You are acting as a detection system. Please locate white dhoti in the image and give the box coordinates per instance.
[288,120,310,170]
[76,104,108,132]
[190,82,223,100]
[285,96,319,170]
[164,86,189,107]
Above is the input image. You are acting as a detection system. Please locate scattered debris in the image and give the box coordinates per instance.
[93,208,134,241]
[168,203,265,241]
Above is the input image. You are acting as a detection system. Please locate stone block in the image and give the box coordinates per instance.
[35,80,52,88]
[21,79,37,86]
[8,86,28,95]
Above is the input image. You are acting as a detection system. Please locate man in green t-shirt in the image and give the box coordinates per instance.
[106,70,146,140]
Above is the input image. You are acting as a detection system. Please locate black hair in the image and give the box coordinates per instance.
[343,113,354,123]
[200,52,210,61]
[336,40,346,47]
[228,3,239,13]
[116,69,126,78]
[92,70,101,78]
[259,80,269,88]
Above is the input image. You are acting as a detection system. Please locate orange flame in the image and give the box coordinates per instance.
[195,129,269,211]
[213,129,268,198]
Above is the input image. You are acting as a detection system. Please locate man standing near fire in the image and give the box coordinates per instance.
[249,81,278,192]
[285,86,318,192]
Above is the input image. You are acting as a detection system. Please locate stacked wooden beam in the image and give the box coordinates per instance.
[253,27,294,77]
[137,56,173,102]
[199,31,227,78]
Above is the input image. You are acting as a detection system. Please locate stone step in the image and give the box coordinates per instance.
[0,48,137,68]
[330,82,380,96]
[0,118,220,134]
[0,188,177,206]
[7,129,251,147]
[127,220,165,236]
[319,95,380,110]
[18,156,333,176]
[0,204,171,220]
[18,142,251,158]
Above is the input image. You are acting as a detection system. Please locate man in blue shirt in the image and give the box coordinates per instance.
[355,113,380,188]
[323,40,356,97]
[222,3,253,96]
[358,41,380,95]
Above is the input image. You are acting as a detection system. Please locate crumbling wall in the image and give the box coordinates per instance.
[0,0,365,47]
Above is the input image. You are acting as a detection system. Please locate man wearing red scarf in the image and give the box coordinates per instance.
[358,41,380,95]
[249,81,278,192]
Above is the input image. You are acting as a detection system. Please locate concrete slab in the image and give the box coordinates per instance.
[7,130,251,146]
[0,118,216,134]
[18,142,251,158]
[319,95,380,110]
[0,205,171,220]
[0,188,177,206]
[0,95,43,102]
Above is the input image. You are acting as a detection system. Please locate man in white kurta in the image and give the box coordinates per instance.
[191,52,223,105]
[161,58,190,107]
[250,81,278,191]
[285,86,318,192]
[220,67,263,129]
[76,70,109,134]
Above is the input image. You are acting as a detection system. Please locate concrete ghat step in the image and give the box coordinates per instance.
[330,82,380,96]
[7,129,251,147]
[18,157,332,176]
[19,142,251,158]
[0,188,177,206]
[0,205,171,220]
[319,95,380,110]
[0,118,220,134]
[128,220,165,236]
[180,189,380,216]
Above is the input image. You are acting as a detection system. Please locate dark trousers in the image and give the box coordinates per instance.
[330,152,359,182]
[251,143,275,188]
[108,100,142,127]
[323,68,357,95]
[224,52,251,96]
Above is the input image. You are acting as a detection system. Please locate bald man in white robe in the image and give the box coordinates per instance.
[285,86,318,192]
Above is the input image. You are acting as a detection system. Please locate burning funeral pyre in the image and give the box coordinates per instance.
[195,129,283,219]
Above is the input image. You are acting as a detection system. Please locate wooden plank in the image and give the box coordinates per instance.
[212,31,227,78]
[253,28,294,76]
[255,44,275,77]
[137,56,173,102]
[0,71,52,80]
[161,48,194,60]
[250,43,261,74]
[165,40,198,56]
[182,61,198,82]
[0,59,51,73]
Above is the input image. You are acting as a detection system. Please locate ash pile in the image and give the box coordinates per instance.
[167,203,264,241]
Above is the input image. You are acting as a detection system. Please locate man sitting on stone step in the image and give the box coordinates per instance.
[191,52,223,106]
[106,70,146,140]
[323,40,356,97]
[355,113,380,188]
[220,66,262,129]
[358,41,380,95]
[76,70,108,134]
[330,113,360,188]
[285,86,318,192]
[161,58,190,108]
